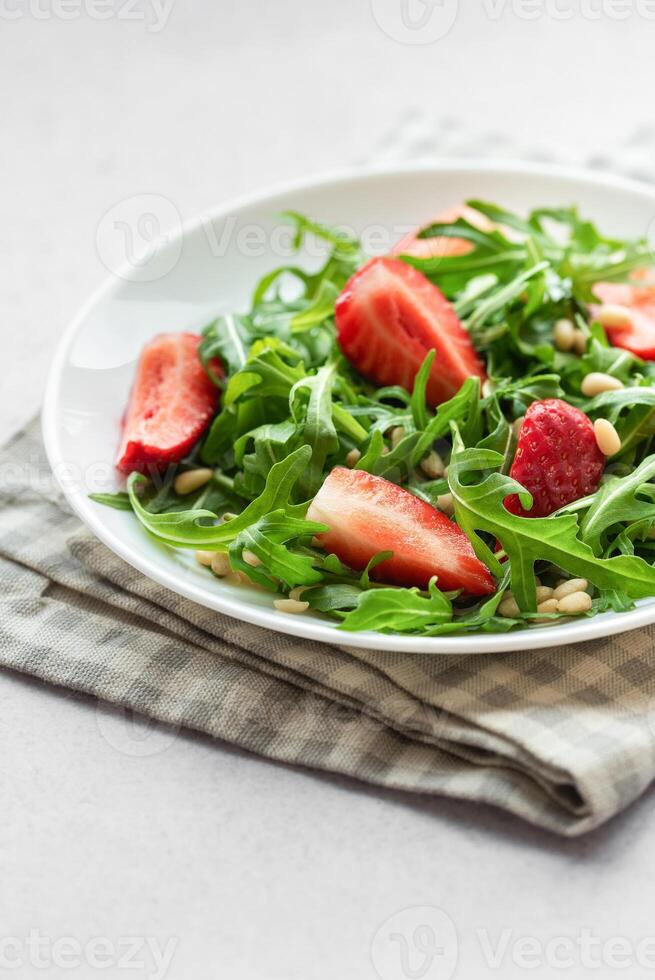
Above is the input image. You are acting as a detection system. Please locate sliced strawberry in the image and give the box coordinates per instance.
[591,272,655,359]
[307,467,495,595]
[505,399,605,518]
[392,203,493,260]
[117,333,221,474]
[335,257,486,406]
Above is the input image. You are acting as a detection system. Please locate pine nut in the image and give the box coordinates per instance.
[228,570,249,585]
[594,418,622,457]
[557,591,593,614]
[195,550,217,567]
[288,586,307,601]
[210,553,231,577]
[554,318,576,352]
[536,598,559,614]
[274,598,310,614]
[346,448,361,467]
[390,426,406,449]
[174,468,214,496]
[552,578,589,600]
[242,549,262,567]
[573,330,587,355]
[512,416,525,437]
[500,587,552,618]
[498,596,520,617]
[581,372,624,397]
[482,379,496,398]
[420,450,445,479]
[437,492,455,516]
[596,304,632,328]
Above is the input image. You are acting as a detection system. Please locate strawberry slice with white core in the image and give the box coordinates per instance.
[117,333,221,474]
[592,272,655,360]
[307,467,496,595]
[335,256,486,406]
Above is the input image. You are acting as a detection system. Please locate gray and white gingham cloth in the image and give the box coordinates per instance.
[5,125,655,836]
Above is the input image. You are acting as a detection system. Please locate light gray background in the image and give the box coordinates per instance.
[3,2,655,978]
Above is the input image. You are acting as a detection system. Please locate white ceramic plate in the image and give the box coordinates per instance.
[43,161,655,654]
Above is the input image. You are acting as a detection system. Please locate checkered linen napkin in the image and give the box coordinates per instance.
[5,125,655,836]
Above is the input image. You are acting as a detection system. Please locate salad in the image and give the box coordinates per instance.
[93,201,655,637]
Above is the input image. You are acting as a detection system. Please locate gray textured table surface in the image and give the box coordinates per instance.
[3,3,655,978]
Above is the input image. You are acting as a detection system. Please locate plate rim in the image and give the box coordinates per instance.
[42,158,655,655]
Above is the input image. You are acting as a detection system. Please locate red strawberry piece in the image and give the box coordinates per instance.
[591,272,655,359]
[307,467,496,595]
[335,256,486,406]
[505,399,605,518]
[117,333,221,474]
[391,203,493,260]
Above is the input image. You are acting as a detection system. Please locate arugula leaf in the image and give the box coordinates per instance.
[306,584,363,612]
[411,350,435,431]
[291,279,339,332]
[291,363,340,496]
[200,314,251,378]
[584,386,655,421]
[583,385,655,454]
[411,376,481,463]
[465,261,550,335]
[89,492,132,511]
[281,210,360,255]
[127,445,312,550]
[234,420,300,498]
[579,455,655,554]
[229,511,326,590]
[304,551,395,615]
[339,580,452,633]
